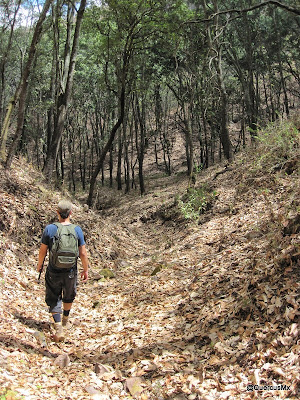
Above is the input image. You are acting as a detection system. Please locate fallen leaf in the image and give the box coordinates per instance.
[54,353,70,368]
[126,377,144,397]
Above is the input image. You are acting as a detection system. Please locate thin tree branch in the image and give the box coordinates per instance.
[188,1,300,24]
[210,1,300,17]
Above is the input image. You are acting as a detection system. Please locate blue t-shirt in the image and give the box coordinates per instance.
[41,223,85,271]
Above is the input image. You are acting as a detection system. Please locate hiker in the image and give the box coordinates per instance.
[37,200,89,341]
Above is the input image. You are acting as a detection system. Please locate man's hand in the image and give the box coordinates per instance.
[79,245,89,283]
[81,270,88,282]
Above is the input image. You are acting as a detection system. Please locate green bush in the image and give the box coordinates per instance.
[178,185,217,220]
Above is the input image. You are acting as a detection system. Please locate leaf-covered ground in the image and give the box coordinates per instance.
[0,147,299,399]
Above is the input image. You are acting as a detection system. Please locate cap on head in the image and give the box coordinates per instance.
[57,200,73,219]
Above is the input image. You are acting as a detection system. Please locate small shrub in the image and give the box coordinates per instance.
[178,185,217,220]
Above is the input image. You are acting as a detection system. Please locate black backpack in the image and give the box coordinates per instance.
[50,223,79,268]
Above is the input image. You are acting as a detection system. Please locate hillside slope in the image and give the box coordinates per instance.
[0,128,299,400]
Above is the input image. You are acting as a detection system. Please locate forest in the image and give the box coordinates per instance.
[0,1,299,399]
[0,0,299,204]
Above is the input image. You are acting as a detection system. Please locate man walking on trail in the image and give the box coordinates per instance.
[37,200,89,341]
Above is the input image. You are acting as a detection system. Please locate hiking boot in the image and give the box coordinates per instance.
[62,315,69,327]
[53,322,64,342]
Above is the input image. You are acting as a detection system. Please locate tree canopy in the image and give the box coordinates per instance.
[0,0,299,203]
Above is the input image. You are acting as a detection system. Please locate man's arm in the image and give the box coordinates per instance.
[37,243,48,272]
[79,244,89,282]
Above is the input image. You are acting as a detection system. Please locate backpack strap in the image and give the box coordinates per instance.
[53,221,62,230]
[52,222,62,241]
[53,222,77,232]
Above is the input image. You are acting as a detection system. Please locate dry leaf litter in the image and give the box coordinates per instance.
[0,151,299,400]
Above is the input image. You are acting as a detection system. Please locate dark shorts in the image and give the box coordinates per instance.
[45,267,77,313]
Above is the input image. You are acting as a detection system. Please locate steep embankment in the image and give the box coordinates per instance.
[0,133,299,400]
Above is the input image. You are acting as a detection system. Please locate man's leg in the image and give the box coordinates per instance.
[52,312,62,322]
[45,269,64,341]
[62,302,72,326]
[62,268,77,327]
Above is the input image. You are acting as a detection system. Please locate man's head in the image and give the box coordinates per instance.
[57,200,73,219]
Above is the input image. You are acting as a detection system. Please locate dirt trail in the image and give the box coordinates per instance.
[0,156,299,399]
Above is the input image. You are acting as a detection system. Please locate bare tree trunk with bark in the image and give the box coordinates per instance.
[202,0,233,161]
[43,0,87,179]
[87,87,125,206]
[1,0,53,165]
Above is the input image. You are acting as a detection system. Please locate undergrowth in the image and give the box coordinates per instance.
[177,184,217,220]
[255,116,300,174]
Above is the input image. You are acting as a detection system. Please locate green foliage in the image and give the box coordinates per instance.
[0,389,24,400]
[151,264,165,276]
[99,268,115,279]
[2,0,300,195]
[178,185,217,220]
[255,118,300,173]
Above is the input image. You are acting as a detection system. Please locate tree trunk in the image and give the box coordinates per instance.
[135,95,146,195]
[216,49,232,160]
[1,0,53,165]
[183,102,194,176]
[43,0,87,179]
[273,9,289,117]
[109,145,113,187]
[117,130,123,190]
[202,0,232,161]
[0,0,21,134]
[87,86,125,206]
